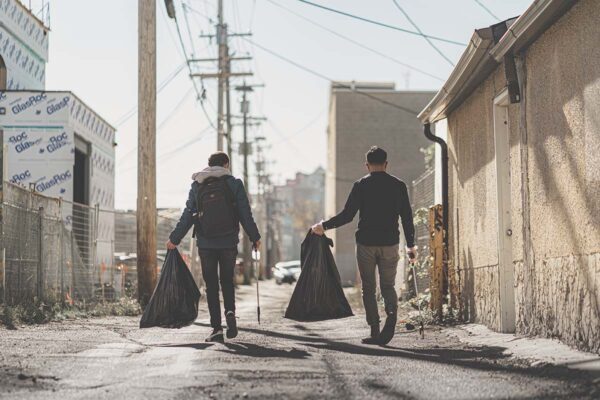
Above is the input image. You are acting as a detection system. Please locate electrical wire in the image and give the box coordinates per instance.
[473,0,500,21]
[182,2,198,58]
[294,0,466,46]
[117,86,195,164]
[114,63,186,127]
[390,0,455,67]
[242,37,421,116]
[172,1,217,130]
[119,125,213,174]
[265,0,444,82]
[271,108,325,145]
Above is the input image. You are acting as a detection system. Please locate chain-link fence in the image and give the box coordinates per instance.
[0,182,195,305]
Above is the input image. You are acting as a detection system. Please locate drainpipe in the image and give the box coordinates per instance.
[423,123,448,253]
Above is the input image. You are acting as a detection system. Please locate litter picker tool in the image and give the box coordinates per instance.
[408,250,425,339]
[253,243,261,324]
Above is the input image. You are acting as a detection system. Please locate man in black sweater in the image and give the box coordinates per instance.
[312,146,417,345]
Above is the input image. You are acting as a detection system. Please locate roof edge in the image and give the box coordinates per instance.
[1,90,116,132]
[418,28,495,123]
[418,0,580,124]
[14,0,50,32]
[490,0,578,61]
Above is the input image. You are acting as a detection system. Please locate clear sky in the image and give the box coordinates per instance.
[44,0,530,210]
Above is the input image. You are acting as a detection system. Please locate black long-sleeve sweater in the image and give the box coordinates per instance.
[322,171,415,247]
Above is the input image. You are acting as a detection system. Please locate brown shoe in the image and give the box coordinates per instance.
[361,323,380,345]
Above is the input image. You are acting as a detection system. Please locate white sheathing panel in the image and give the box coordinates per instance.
[0,0,49,60]
[0,91,116,261]
[67,95,115,267]
[0,0,48,90]
[68,95,115,210]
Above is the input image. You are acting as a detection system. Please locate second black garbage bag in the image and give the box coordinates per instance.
[285,231,353,321]
[140,248,201,328]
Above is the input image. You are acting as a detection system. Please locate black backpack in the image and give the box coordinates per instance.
[194,176,238,238]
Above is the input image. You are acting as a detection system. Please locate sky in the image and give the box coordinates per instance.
[43,0,531,210]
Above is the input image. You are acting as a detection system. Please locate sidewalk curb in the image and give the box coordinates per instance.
[444,324,600,372]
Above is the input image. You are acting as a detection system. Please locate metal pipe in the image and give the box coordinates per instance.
[423,123,448,250]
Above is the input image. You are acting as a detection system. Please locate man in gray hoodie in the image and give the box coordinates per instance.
[167,152,261,342]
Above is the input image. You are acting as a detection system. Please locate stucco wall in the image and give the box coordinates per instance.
[447,66,513,330]
[447,0,600,352]
[517,0,600,352]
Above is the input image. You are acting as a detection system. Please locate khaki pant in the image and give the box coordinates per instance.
[356,244,400,326]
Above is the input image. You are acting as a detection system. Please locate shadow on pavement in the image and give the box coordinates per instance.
[221,342,310,359]
[193,321,599,383]
[156,343,214,350]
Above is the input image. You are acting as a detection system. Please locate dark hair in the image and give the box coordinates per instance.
[366,146,387,165]
[208,151,230,167]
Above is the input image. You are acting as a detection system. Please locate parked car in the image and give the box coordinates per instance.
[272,260,301,285]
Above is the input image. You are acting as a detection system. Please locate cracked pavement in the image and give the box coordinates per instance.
[1,281,599,399]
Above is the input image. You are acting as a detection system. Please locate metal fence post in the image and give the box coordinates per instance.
[92,204,101,301]
[70,224,75,302]
[38,206,44,302]
[58,199,64,305]
[1,248,5,305]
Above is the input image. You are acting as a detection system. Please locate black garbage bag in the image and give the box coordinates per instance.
[285,231,353,321]
[140,248,201,328]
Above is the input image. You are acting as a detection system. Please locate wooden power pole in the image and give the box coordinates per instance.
[234,83,265,284]
[194,0,252,152]
[137,0,157,307]
[216,0,226,151]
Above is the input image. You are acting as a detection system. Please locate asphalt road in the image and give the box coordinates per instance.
[1,281,598,399]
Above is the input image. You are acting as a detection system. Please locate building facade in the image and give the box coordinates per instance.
[419,0,600,352]
[0,0,116,275]
[327,82,434,285]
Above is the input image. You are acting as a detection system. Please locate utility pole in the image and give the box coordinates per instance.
[238,83,253,285]
[225,72,233,172]
[137,0,157,307]
[193,2,253,153]
[235,83,265,284]
[216,0,226,151]
[254,136,269,280]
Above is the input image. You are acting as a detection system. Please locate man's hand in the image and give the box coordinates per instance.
[311,221,325,236]
[253,240,261,251]
[406,246,418,264]
[166,240,177,250]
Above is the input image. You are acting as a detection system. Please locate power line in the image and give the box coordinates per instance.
[271,108,325,145]
[294,0,466,46]
[171,1,217,130]
[265,0,444,82]
[114,63,186,127]
[182,2,198,58]
[242,37,421,116]
[119,125,213,174]
[117,87,195,164]
[390,0,455,67]
[473,0,500,21]
[157,86,195,131]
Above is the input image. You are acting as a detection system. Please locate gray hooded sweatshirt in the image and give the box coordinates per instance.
[169,166,261,249]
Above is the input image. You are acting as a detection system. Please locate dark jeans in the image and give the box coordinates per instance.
[199,247,238,329]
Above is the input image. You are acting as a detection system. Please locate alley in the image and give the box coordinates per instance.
[1,281,598,400]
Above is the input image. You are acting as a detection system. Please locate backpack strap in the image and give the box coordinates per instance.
[220,175,239,220]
